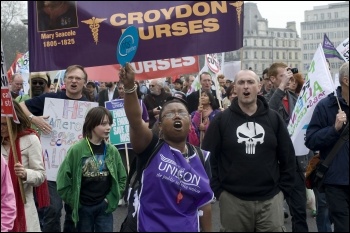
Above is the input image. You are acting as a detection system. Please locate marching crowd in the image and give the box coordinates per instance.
[1,60,348,232]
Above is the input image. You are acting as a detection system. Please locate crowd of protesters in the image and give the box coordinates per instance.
[1,60,348,232]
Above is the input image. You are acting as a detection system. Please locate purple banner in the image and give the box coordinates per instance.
[28,1,244,72]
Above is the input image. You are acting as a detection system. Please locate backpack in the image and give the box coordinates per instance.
[120,140,205,232]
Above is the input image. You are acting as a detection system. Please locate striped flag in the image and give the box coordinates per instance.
[322,34,344,60]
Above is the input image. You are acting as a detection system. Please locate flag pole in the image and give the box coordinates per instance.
[6,117,26,204]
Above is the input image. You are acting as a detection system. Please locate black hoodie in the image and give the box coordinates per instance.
[202,95,295,201]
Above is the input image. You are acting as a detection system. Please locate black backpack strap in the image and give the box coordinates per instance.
[131,139,164,189]
[191,144,205,166]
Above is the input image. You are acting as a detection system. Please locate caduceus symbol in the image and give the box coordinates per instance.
[230,1,243,26]
[81,17,107,45]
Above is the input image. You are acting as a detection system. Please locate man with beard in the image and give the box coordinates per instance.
[19,65,90,232]
[15,72,51,103]
[98,82,119,106]
[143,78,172,129]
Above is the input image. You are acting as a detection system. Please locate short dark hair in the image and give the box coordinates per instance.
[83,107,113,139]
[86,81,96,88]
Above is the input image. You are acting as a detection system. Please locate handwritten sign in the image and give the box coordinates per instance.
[105,99,130,145]
[40,98,98,181]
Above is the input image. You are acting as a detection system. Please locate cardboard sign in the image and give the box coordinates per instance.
[40,98,98,181]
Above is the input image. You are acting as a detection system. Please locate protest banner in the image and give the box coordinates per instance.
[104,99,131,145]
[28,1,244,71]
[288,44,336,155]
[40,98,98,181]
[336,37,349,62]
[85,56,199,82]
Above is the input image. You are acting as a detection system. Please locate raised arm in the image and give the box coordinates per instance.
[119,63,152,154]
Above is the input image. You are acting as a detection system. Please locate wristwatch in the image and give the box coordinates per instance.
[28,114,34,122]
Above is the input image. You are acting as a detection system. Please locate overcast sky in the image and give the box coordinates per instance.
[246,1,344,35]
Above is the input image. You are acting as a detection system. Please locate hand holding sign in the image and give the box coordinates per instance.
[116,26,139,67]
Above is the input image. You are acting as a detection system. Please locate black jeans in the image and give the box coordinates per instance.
[324,184,349,232]
[286,162,309,232]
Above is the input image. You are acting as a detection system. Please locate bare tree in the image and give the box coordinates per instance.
[1,1,28,68]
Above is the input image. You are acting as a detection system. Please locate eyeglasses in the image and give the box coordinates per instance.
[161,111,189,119]
[32,81,45,86]
[66,76,84,82]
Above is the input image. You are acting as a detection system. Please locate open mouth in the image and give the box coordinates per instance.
[173,120,183,129]
[243,92,250,97]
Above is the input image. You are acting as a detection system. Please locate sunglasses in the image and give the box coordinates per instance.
[32,81,45,86]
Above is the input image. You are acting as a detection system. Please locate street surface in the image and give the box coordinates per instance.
[62,200,319,231]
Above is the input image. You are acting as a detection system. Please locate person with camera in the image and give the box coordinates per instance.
[264,62,309,232]
[305,62,349,232]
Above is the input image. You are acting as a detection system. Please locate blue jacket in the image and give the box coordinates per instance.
[305,87,349,185]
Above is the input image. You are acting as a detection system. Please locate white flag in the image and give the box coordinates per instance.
[288,44,336,155]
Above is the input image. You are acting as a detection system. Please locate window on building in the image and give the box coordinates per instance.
[283,52,286,59]
[244,39,247,46]
[269,51,272,59]
[262,51,265,59]
[254,64,257,71]
[295,64,298,69]
[262,40,265,46]
[328,13,331,19]
[321,13,324,20]
[304,54,308,60]
[335,12,338,19]
[277,32,280,37]
[289,40,292,47]
[262,64,265,70]
[290,33,293,38]
[295,52,298,59]
[289,52,292,60]
[254,51,257,58]
[245,51,248,59]
[295,41,298,47]
[283,40,285,47]
[245,64,248,69]
[303,44,307,50]
[276,40,279,47]
[269,40,272,46]
[314,14,318,20]
[276,52,279,59]
[284,32,287,38]
[254,40,257,46]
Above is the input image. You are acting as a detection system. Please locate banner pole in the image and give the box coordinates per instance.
[6,117,26,204]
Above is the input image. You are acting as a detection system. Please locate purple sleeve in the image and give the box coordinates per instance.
[141,101,149,122]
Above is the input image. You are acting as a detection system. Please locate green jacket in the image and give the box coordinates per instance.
[56,139,127,226]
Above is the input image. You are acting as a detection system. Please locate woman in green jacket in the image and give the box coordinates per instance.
[57,106,127,232]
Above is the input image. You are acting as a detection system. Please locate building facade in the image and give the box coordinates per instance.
[229,2,302,78]
[301,1,349,77]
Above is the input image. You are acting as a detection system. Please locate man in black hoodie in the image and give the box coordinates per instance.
[202,69,295,231]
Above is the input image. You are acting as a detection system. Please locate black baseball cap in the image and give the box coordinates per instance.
[166,91,187,106]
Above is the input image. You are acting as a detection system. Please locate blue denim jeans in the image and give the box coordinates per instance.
[314,189,332,232]
[77,200,113,232]
[42,181,63,232]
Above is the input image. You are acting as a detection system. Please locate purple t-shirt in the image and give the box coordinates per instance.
[135,140,214,232]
